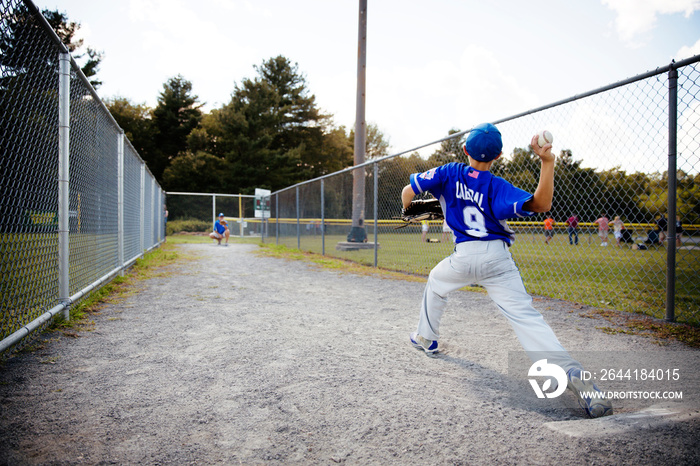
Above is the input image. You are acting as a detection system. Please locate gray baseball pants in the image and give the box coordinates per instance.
[416,239,581,372]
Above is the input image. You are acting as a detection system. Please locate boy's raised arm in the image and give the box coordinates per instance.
[523,134,555,213]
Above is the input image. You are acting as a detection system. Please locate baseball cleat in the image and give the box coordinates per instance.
[567,368,614,418]
[409,332,438,356]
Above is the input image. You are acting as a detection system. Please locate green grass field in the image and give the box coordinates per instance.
[3,229,698,346]
[1,232,162,340]
[270,228,700,325]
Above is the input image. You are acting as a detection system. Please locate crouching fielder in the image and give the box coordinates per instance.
[209,213,230,246]
[403,123,612,418]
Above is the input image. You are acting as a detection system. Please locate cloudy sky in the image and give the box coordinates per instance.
[36,0,700,158]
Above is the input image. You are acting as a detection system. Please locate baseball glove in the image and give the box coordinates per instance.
[395,198,444,229]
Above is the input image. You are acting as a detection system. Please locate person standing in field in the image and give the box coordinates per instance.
[655,214,668,243]
[675,215,684,247]
[566,214,579,245]
[543,214,555,245]
[593,214,609,246]
[441,220,453,243]
[611,216,625,247]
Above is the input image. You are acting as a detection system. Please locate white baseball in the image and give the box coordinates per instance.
[538,130,553,148]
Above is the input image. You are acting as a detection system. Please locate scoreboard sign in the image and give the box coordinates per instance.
[254,188,271,219]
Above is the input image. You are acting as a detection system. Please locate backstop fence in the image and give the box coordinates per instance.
[1,0,165,355]
[267,55,700,326]
[164,192,261,238]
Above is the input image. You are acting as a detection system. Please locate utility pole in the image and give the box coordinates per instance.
[348,0,368,242]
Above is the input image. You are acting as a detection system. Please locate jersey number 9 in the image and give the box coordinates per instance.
[463,206,488,237]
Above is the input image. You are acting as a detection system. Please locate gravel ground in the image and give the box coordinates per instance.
[1,242,699,465]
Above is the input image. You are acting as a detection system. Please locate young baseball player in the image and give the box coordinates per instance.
[543,214,555,245]
[402,123,612,418]
[594,214,610,246]
[209,213,230,246]
[611,215,625,247]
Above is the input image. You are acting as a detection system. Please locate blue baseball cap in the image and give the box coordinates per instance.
[218,213,224,217]
[464,123,503,162]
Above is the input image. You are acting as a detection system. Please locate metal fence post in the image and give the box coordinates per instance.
[151,177,156,247]
[374,162,378,268]
[321,179,325,256]
[296,186,300,250]
[140,164,145,254]
[162,189,165,241]
[239,195,244,237]
[117,132,124,272]
[276,193,279,245]
[58,52,71,320]
[159,188,164,242]
[666,64,678,322]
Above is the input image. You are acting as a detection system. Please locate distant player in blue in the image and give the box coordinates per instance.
[209,213,230,246]
[402,123,612,418]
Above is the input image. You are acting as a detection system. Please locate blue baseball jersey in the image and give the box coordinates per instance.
[214,219,227,234]
[410,162,535,245]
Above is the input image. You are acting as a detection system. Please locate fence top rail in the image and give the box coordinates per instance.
[271,54,700,197]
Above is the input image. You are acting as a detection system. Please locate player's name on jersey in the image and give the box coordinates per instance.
[455,181,484,208]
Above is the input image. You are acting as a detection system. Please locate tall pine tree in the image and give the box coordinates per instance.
[149,75,202,181]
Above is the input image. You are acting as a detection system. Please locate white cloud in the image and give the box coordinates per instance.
[453,46,539,127]
[678,101,700,173]
[676,37,700,60]
[352,45,541,156]
[124,0,258,108]
[602,0,700,44]
[128,0,222,40]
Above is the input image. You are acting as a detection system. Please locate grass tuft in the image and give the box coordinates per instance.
[255,243,427,282]
[582,308,700,348]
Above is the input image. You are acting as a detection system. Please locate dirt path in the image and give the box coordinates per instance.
[1,243,698,465]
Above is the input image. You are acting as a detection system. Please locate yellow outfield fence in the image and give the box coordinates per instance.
[254,218,700,236]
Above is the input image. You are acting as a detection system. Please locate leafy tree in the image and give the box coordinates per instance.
[105,97,156,160]
[187,111,221,155]
[349,123,391,161]
[637,172,667,222]
[678,171,700,225]
[552,149,592,220]
[149,75,203,181]
[316,125,354,176]
[637,170,700,225]
[189,56,353,194]
[162,151,228,192]
[238,56,340,181]
[597,167,648,223]
[255,56,325,152]
[377,152,432,219]
[427,128,465,166]
[42,9,103,88]
[489,156,507,178]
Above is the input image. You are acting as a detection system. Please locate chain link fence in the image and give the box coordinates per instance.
[1,0,164,355]
[268,56,700,325]
[3,0,697,359]
[164,193,262,238]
